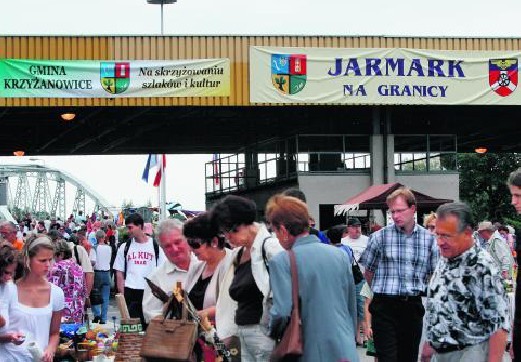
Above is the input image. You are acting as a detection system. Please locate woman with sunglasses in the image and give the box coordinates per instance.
[210,195,283,362]
[183,213,233,321]
[183,213,234,362]
[1,235,64,362]
[0,242,24,345]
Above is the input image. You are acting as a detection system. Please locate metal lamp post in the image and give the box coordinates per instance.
[146,0,177,35]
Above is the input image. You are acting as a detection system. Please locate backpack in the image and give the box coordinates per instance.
[120,238,160,279]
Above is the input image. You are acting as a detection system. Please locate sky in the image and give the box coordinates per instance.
[0,154,211,213]
[2,0,521,37]
[1,0,520,213]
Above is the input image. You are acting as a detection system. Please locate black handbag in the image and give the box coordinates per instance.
[352,259,365,285]
[89,288,103,305]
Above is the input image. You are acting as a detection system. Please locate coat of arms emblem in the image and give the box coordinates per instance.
[489,59,518,97]
[271,54,307,95]
[100,62,130,94]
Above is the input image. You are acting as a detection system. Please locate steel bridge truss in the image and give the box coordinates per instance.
[0,164,113,221]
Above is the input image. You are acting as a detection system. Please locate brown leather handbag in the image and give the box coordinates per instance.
[270,249,303,362]
[140,295,198,361]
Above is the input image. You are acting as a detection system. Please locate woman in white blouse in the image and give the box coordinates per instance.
[2,235,64,362]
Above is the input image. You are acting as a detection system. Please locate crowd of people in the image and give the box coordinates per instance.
[0,168,521,361]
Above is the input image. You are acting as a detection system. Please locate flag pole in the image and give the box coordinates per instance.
[160,155,167,221]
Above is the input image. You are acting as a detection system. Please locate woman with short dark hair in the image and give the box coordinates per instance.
[184,212,234,362]
[211,195,283,362]
[183,212,232,321]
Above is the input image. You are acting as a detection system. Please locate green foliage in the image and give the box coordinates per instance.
[458,153,521,223]
[503,217,521,232]
[117,226,129,243]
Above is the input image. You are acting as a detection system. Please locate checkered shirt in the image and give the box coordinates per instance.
[359,223,438,296]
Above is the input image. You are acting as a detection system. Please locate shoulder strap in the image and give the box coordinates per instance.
[122,240,131,279]
[73,245,80,265]
[287,249,300,314]
[341,245,356,263]
[262,236,271,273]
[153,238,160,266]
[233,247,245,271]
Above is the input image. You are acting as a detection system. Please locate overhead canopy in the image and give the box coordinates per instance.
[334,182,453,215]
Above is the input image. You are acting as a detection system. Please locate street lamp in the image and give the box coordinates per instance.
[146,0,177,35]
[475,146,488,154]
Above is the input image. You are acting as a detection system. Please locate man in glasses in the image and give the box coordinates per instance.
[422,202,509,361]
[114,213,165,328]
[360,187,438,362]
[142,218,202,324]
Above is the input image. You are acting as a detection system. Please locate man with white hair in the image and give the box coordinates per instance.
[422,203,510,361]
[142,219,202,323]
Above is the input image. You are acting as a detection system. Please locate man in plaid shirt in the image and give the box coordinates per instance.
[360,187,438,362]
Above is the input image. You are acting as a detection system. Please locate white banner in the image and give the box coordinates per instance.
[250,46,521,105]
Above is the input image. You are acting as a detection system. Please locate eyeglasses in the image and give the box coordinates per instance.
[389,207,410,215]
[435,232,457,241]
[187,238,202,249]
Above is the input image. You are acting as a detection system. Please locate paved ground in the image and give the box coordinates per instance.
[94,297,512,361]
[355,344,512,361]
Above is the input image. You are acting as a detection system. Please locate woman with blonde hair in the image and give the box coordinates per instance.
[423,212,437,234]
[1,235,64,362]
[266,194,359,362]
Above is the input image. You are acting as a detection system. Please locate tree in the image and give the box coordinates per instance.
[458,153,521,223]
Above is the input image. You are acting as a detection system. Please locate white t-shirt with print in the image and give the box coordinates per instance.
[341,234,369,272]
[113,237,166,290]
